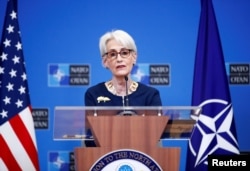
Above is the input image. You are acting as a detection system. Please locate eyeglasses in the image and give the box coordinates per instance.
[103,49,133,59]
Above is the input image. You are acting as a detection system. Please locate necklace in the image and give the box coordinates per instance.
[105,80,138,96]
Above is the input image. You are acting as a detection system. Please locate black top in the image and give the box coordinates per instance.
[84,82,162,106]
[84,82,162,146]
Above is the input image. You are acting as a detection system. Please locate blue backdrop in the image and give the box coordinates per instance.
[0,0,249,171]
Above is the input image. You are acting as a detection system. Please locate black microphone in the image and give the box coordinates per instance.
[124,76,129,106]
[117,76,137,116]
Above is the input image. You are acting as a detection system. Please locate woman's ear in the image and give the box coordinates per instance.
[102,58,107,68]
[102,58,110,69]
[132,52,137,64]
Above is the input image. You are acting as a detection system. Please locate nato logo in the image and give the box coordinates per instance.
[131,63,170,85]
[48,151,74,171]
[48,63,90,86]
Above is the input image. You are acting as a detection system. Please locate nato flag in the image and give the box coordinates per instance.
[186,0,240,171]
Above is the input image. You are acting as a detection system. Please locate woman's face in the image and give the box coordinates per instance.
[103,39,137,78]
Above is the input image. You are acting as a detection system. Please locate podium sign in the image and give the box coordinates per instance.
[54,106,200,170]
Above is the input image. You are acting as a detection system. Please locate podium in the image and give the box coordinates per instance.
[54,106,200,171]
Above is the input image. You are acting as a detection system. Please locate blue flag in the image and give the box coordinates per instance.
[186,0,240,171]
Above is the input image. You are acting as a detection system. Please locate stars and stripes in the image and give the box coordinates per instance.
[0,0,39,170]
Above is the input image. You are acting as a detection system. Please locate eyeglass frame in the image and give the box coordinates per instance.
[102,48,134,59]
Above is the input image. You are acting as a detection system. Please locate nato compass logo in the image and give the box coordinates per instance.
[189,99,239,167]
[131,63,170,85]
[48,63,90,86]
[48,151,74,171]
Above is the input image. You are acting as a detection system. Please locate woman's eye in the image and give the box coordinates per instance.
[110,52,117,57]
[121,51,128,55]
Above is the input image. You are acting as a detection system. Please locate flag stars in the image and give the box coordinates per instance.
[0,66,4,74]
[6,25,14,33]
[6,82,14,91]
[21,72,27,81]
[9,69,17,78]
[18,86,26,94]
[3,96,11,105]
[3,38,11,47]
[0,52,8,61]
[12,55,20,64]
[15,41,22,50]
[0,109,8,118]
[15,99,23,108]
[10,10,17,20]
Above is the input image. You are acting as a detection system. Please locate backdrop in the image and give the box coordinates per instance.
[0,0,249,171]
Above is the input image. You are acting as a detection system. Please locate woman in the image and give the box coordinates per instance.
[85,29,162,107]
[84,29,162,146]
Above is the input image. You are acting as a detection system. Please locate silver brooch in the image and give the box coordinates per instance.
[97,96,111,103]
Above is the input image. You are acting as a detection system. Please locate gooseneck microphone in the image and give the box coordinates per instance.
[124,76,129,107]
[117,76,137,116]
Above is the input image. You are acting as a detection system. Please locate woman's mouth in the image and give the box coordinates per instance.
[116,65,126,69]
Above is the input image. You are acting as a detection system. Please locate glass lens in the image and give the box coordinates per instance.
[120,49,130,57]
[108,51,118,58]
[106,49,131,59]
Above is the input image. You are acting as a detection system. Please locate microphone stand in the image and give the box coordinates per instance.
[117,76,137,116]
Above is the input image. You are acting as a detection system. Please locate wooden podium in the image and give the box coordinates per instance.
[74,114,180,170]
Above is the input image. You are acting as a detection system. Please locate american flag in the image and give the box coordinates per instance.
[0,0,40,170]
[186,0,239,171]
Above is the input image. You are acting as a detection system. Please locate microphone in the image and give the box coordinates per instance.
[124,76,129,106]
[117,76,137,116]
